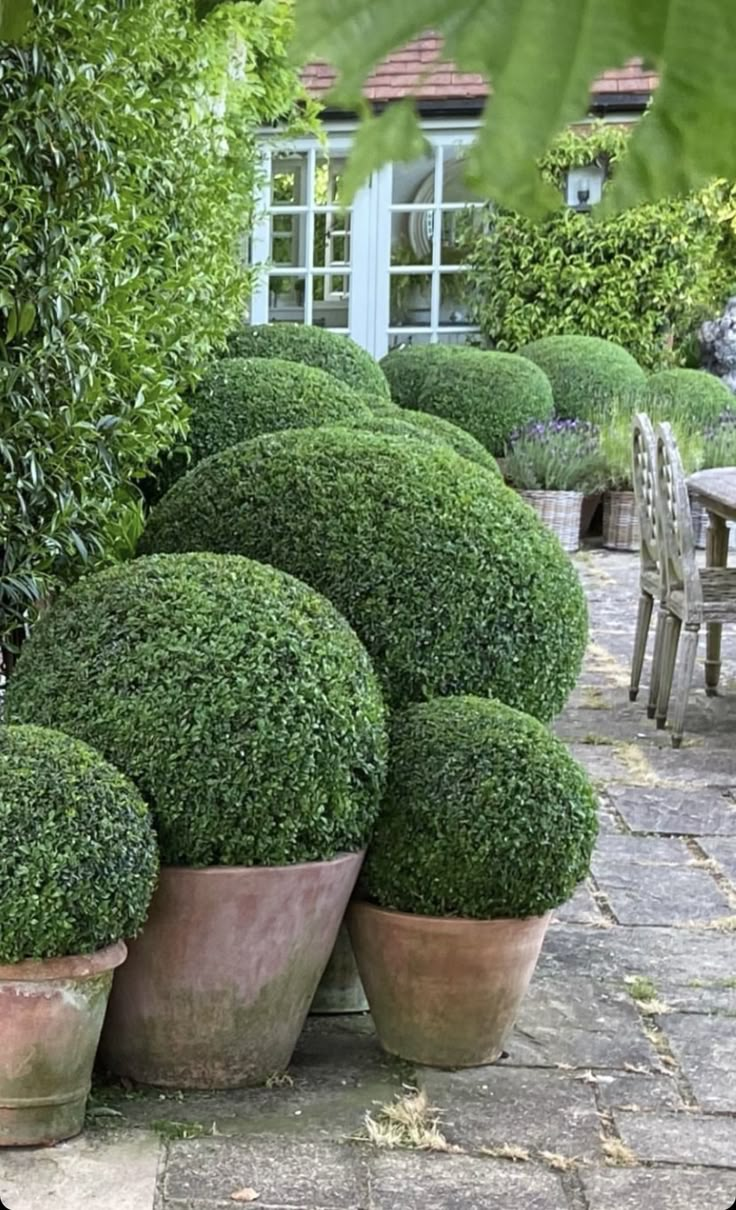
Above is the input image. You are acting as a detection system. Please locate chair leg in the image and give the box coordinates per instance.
[670,625,700,749]
[656,613,681,730]
[647,604,667,719]
[629,592,654,702]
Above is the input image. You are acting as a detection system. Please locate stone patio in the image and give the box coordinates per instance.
[2,549,735,1209]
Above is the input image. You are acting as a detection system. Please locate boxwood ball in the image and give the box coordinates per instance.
[0,724,158,964]
[227,323,391,401]
[139,429,587,719]
[521,335,645,421]
[7,553,388,868]
[363,696,599,920]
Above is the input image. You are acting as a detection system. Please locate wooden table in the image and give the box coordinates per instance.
[687,467,736,692]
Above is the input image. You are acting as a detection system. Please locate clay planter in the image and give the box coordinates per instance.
[348,903,550,1068]
[99,854,363,1089]
[0,942,127,1147]
[310,922,368,1014]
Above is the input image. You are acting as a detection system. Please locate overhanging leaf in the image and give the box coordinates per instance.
[338,101,429,204]
[0,0,33,41]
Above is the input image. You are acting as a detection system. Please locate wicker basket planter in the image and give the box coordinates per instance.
[603,491,640,551]
[519,490,583,553]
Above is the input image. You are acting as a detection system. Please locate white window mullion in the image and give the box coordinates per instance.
[249,145,272,325]
[429,144,444,343]
[304,147,316,325]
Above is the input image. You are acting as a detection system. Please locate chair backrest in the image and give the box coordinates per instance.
[631,412,660,584]
[655,422,702,613]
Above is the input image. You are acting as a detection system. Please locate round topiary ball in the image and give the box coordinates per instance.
[347,412,501,475]
[362,696,598,919]
[7,554,387,868]
[139,429,587,720]
[380,344,461,407]
[0,725,158,964]
[227,323,390,400]
[643,368,735,425]
[412,348,554,455]
[521,335,645,421]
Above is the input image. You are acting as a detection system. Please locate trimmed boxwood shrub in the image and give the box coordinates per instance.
[347,412,500,475]
[379,345,461,407]
[521,335,646,420]
[412,348,554,455]
[643,368,736,424]
[7,554,388,868]
[139,429,587,719]
[0,725,158,964]
[227,323,391,400]
[362,696,598,920]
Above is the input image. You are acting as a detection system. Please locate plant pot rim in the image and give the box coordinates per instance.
[518,488,584,500]
[160,850,365,877]
[350,901,551,930]
[0,939,127,982]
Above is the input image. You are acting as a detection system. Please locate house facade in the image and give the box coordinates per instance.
[250,39,657,360]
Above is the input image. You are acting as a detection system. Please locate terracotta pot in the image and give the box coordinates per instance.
[310,922,368,1014]
[99,854,363,1089]
[348,903,550,1068]
[0,942,127,1147]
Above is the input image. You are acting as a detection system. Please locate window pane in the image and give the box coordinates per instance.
[268,274,306,322]
[271,214,303,268]
[392,152,436,205]
[271,158,305,207]
[439,273,473,325]
[391,216,432,268]
[313,212,352,271]
[390,272,432,326]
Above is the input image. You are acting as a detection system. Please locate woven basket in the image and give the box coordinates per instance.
[603,491,640,551]
[519,490,583,553]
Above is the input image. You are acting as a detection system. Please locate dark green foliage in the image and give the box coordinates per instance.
[0,725,158,963]
[521,336,646,421]
[362,696,598,920]
[7,553,387,868]
[227,323,390,400]
[140,429,587,719]
[643,368,736,425]
[379,345,460,407]
[0,0,306,649]
[411,347,554,455]
[153,357,371,492]
[347,412,500,474]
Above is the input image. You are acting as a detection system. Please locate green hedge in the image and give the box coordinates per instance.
[7,554,387,868]
[227,324,390,400]
[347,412,500,474]
[0,725,158,964]
[379,345,461,408]
[521,335,646,420]
[140,429,587,719]
[643,368,736,424]
[362,696,598,919]
[412,348,554,455]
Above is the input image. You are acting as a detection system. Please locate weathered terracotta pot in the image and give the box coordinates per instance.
[0,942,127,1146]
[310,922,368,1014]
[99,854,363,1089]
[348,903,550,1068]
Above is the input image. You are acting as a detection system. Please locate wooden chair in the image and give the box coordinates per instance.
[630,413,666,716]
[654,422,736,747]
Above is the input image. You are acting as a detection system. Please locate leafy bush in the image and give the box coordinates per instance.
[463,128,727,368]
[521,336,645,421]
[643,369,736,425]
[7,553,387,867]
[0,724,158,964]
[379,345,461,407]
[411,348,554,456]
[347,412,501,475]
[151,357,372,493]
[362,696,598,919]
[140,428,588,719]
[227,324,390,400]
[503,420,605,492]
[702,411,736,468]
[0,0,307,654]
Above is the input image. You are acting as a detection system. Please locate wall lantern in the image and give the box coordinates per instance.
[565,163,605,212]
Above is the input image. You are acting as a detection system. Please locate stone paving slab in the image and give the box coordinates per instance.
[551,882,606,925]
[0,1131,161,1210]
[657,982,736,1014]
[591,835,732,925]
[614,1109,736,1167]
[660,1014,736,1112]
[508,978,656,1071]
[607,785,736,836]
[699,836,736,883]
[369,1153,564,1210]
[419,1067,601,1160]
[592,1070,683,1111]
[581,1167,736,1209]
[539,923,736,985]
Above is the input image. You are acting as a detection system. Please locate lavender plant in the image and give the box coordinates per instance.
[503,419,605,493]
[702,411,736,469]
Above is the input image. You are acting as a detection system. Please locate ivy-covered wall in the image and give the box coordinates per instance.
[0,0,310,653]
[465,125,731,371]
